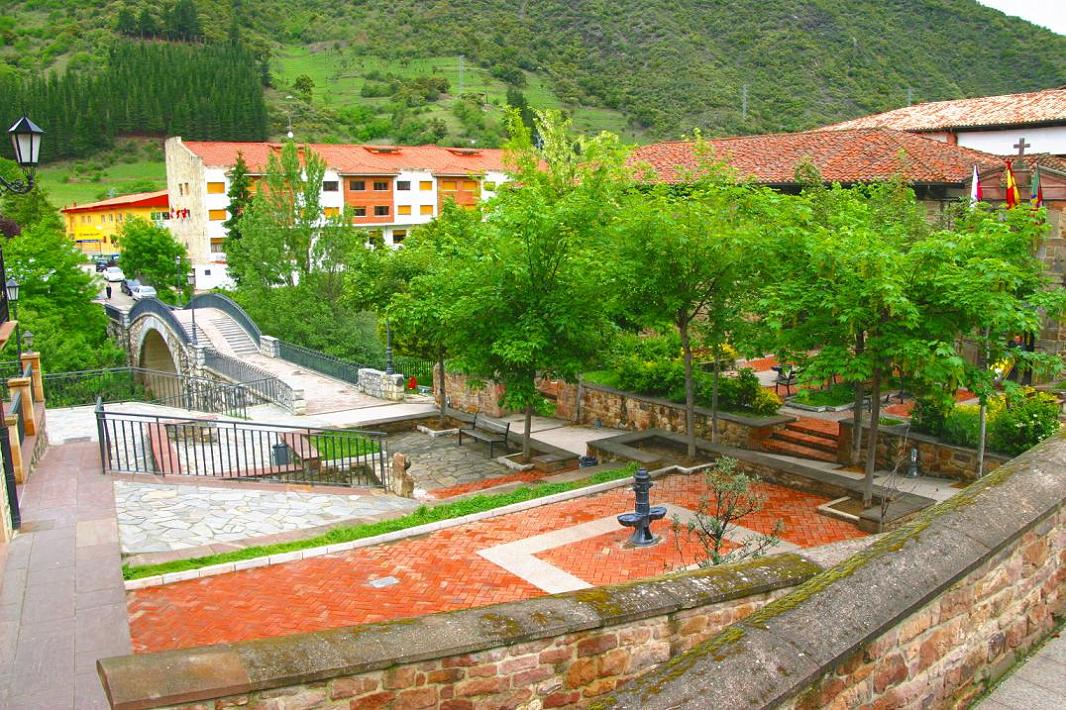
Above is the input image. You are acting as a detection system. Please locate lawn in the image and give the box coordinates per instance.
[309,431,381,460]
[37,159,166,209]
[791,383,855,408]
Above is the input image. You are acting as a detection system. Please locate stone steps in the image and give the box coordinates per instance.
[762,438,838,463]
[770,429,839,454]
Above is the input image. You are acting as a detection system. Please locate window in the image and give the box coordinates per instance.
[322,180,339,192]
[209,209,227,221]
[463,180,478,190]
[420,181,433,191]
[393,230,407,244]
[323,207,340,217]
[204,269,212,276]
[374,205,390,216]
[420,204,434,216]
[352,206,367,217]
[441,180,457,191]
[207,181,226,194]
[350,180,366,191]
[373,181,389,191]
[396,181,411,191]
[484,181,497,191]
[210,240,225,253]
[397,205,412,216]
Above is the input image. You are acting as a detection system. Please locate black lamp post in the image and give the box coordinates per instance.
[1,117,44,195]
[5,278,22,356]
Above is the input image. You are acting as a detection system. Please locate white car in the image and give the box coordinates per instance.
[103,266,125,282]
[131,284,157,301]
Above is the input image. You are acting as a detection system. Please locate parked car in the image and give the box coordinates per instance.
[120,279,138,296]
[103,266,125,282]
[131,283,157,301]
[94,258,108,273]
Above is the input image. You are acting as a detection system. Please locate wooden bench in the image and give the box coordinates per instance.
[457,413,512,457]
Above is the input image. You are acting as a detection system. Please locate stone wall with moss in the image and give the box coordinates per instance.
[603,433,1066,709]
[97,555,820,709]
[838,420,1009,482]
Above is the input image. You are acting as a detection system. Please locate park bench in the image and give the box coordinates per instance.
[457,413,512,457]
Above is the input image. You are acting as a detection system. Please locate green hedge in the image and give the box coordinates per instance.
[911,388,1060,457]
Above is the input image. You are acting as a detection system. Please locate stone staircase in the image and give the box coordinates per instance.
[764,419,840,463]
[170,309,207,344]
[208,314,259,355]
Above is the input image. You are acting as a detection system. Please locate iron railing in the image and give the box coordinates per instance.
[128,297,191,345]
[0,359,23,400]
[278,340,362,385]
[394,355,435,388]
[203,348,294,412]
[1,421,18,530]
[95,402,389,488]
[43,366,253,416]
[187,293,261,346]
[9,390,23,444]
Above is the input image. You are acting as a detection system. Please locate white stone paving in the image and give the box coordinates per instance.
[114,480,419,554]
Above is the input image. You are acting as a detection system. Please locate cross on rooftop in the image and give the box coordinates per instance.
[1014,137,1031,156]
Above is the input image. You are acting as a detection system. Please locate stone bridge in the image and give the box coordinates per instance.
[104,294,405,415]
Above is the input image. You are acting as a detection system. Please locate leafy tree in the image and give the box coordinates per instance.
[115,8,137,36]
[0,160,63,233]
[117,219,190,303]
[3,224,124,372]
[137,8,160,38]
[619,141,770,455]
[166,0,204,42]
[446,109,629,457]
[292,74,315,103]
[222,152,252,246]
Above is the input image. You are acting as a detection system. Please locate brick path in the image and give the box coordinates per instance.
[0,441,130,709]
[128,474,865,653]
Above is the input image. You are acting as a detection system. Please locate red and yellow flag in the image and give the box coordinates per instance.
[1004,160,1021,208]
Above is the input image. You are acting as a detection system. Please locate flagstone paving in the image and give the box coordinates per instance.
[114,481,419,554]
[388,429,512,493]
[127,472,868,653]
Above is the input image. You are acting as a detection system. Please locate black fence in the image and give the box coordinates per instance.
[43,367,253,416]
[187,293,261,346]
[95,402,389,488]
[9,390,24,443]
[203,349,294,412]
[277,340,434,391]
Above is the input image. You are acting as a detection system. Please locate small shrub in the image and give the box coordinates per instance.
[988,389,1061,456]
[910,395,953,437]
[941,405,981,449]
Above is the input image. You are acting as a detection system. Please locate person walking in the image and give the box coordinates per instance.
[105,284,112,299]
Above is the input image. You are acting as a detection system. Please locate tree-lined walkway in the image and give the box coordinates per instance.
[0,441,129,709]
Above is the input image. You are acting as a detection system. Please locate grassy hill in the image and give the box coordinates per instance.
[3,0,1065,152]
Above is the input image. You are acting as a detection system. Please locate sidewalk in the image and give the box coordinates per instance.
[980,629,1066,709]
[0,441,129,709]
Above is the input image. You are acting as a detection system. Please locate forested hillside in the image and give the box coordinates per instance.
[2,0,1064,158]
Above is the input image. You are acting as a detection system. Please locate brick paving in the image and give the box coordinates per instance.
[0,441,130,709]
[128,473,866,654]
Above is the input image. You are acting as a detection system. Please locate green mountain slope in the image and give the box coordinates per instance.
[3,0,1064,146]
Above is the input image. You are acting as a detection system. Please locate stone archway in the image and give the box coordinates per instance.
[133,322,188,404]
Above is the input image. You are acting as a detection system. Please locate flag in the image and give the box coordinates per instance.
[1030,165,1043,208]
[970,165,982,203]
[1004,160,1020,208]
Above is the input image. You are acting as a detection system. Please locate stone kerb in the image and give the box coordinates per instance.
[357,368,405,401]
[98,554,822,709]
[259,334,281,358]
[838,419,1010,482]
[604,431,1066,709]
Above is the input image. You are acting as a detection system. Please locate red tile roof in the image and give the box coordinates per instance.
[823,88,1066,132]
[630,128,1002,185]
[62,190,169,214]
[179,140,507,176]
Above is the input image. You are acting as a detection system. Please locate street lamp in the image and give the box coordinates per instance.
[5,278,22,356]
[187,270,197,344]
[22,331,33,352]
[1,117,44,195]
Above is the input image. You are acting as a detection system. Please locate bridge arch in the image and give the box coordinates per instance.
[128,309,193,383]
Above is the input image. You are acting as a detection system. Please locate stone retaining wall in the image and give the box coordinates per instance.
[97,555,820,709]
[358,368,406,401]
[604,433,1066,709]
[436,372,791,450]
[838,420,1009,482]
[440,370,507,417]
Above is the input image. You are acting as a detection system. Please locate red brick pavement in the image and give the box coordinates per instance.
[427,470,549,499]
[128,475,865,654]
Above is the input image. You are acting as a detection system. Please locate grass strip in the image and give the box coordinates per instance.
[122,465,635,581]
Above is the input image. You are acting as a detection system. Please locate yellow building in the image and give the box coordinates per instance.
[62,190,170,256]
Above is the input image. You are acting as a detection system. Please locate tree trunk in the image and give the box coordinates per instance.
[850,331,866,466]
[711,344,721,444]
[437,351,447,426]
[863,363,882,507]
[522,402,534,459]
[977,400,987,477]
[679,320,696,458]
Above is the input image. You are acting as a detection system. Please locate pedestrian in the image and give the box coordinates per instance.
[106,284,112,299]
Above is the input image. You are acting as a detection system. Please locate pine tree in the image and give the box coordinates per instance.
[137,8,159,38]
[223,152,252,241]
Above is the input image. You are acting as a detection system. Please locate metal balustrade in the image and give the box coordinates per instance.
[202,349,295,412]
[43,366,252,416]
[187,293,261,346]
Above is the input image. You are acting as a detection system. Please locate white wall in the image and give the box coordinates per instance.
[957,125,1066,156]
[393,170,437,226]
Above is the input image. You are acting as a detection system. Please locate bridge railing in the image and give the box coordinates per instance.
[277,340,434,390]
[187,293,261,346]
[128,297,191,345]
[95,402,389,488]
[43,367,252,417]
[203,348,294,412]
